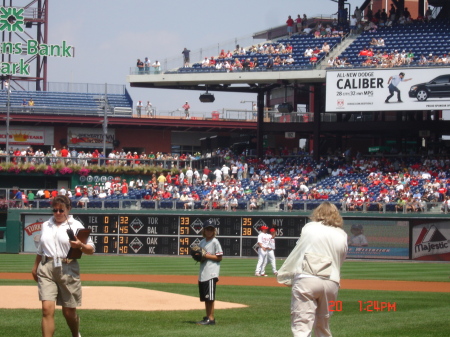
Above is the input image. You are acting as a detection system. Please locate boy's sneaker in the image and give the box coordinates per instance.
[255,273,261,276]
[260,273,268,277]
[197,318,216,325]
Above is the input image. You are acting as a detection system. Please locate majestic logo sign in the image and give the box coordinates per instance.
[415,225,449,253]
[413,224,450,260]
[0,7,24,32]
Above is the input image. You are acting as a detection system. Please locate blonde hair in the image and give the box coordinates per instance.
[202,227,217,238]
[310,202,343,228]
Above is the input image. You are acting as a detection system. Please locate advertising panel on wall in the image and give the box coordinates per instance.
[0,126,53,146]
[23,215,46,253]
[325,68,450,112]
[412,221,450,261]
[68,127,115,148]
[344,219,409,259]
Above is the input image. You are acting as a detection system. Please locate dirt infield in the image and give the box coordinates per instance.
[0,286,247,311]
[1,273,449,292]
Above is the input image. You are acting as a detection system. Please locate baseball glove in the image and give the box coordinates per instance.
[190,245,207,263]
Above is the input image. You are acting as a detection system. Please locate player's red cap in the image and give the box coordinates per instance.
[270,228,276,233]
[260,226,269,230]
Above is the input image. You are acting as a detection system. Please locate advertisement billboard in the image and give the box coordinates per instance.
[344,219,409,259]
[68,127,115,148]
[326,68,450,112]
[412,221,450,261]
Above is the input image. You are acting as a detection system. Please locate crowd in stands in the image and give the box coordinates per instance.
[180,14,348,72]
[0,146,201,167]
[3,145,450,213]
[327,4,449,68]
[136,57,161,74]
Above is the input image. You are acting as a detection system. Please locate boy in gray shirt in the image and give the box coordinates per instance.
[197,220,223,325]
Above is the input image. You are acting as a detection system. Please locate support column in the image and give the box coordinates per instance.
[256,90,265,158]
[309,84,322,161]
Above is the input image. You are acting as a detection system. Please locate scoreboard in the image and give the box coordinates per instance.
[69,214,307,257]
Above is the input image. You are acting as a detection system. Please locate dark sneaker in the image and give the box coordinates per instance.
[385,100,389,103]
[398,100,403,102]
[197,318,216,325]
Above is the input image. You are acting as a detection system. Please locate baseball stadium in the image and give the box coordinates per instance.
[1,1,450,336]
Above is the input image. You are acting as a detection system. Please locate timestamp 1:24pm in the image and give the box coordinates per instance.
[329,300,397,312]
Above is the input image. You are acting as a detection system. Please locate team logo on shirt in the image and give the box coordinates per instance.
[130,217,144,233]
[129,237,143,253]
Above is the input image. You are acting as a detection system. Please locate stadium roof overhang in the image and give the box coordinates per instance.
[127,69,326,93]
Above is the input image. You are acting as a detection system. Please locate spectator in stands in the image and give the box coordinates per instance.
[389,4,396,22]
[303,26,312,35]
[242,58,251,71]
[380,9,387,25]
[145,101,153,117]
[136,59,144,74]
[22,98,27,112]
[13,188,23,208]
[312,46,321,56]
[136,101,143,117]
[321,42,330,55]
[182,101,190,119]
[28,98,34,111]
[77,193,89,208]
[349,15,357,35]
[182,48,191,67]
[295,14,302,33]
[286,15,294,38]
[327,57,335,67]
[144,57,151,74]
[152,60,161,73]
[309,55,318,64]
[304,47,313,57]
[265,55,274,69]
[377,37,385,46]
[285,55,295,65]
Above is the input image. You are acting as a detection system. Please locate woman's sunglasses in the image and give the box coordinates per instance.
[52,209,65,213]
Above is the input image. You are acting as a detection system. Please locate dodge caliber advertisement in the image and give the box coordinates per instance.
[325,68,450,112]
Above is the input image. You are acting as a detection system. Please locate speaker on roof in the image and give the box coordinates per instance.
[278,103,294,113]
[199,93,215,103]
[25,22,32,28]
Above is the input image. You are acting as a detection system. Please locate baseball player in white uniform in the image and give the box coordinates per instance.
[262,228,278,275]
[255,226,271,276]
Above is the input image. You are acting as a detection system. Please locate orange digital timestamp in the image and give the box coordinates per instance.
[328,300,397,312]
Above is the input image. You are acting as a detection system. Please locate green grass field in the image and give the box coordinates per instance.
[1,255,449,337]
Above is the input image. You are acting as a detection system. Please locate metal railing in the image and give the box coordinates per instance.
[4,199,449,214]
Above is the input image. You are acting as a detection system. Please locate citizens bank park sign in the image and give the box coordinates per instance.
[325,68,450,112]
[0,7,74,75]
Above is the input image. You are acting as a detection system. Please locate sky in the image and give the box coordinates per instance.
[42,0,363,112]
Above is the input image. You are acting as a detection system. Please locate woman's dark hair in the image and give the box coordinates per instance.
[52,195,71,210]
